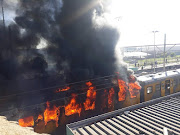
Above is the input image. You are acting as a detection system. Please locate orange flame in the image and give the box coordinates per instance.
[128,82,141,98]
[44,101,60,127]
[19,116,34,127]
[84,82,96,110]
[36,115,43,123]
[65,94,82,116]
[86,81,92,87]
[55,86,70,93]
[108,88,115,108]
[118,79,127,101]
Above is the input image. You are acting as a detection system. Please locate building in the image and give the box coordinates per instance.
[67,92,180,135]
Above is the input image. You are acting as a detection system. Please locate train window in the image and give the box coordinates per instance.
[161,82,165,89]
[165,80,170,95]
[147,86,153,94]
[155,84,161,91]
[170,80,173,87]
[173,80,178,87]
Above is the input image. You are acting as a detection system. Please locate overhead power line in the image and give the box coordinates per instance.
[166,44,177,53]
[122,43,180,48]
[0,74,116,100]
[155,45,163,52]
[0,84,116,115]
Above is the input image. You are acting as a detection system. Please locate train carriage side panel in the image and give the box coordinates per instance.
[144,81,161,102]
[115,90,140,109]
[163,78,173,96]
[170,78,174,94]
[127,92,140,106]
[175,78,179,92]
[161,80,165,96]
[178,78,180,92]
[138,69,180,102]
[140,82,145,103]
[172,77,179,93]
[144,83,154,102]
[152,82,161,99]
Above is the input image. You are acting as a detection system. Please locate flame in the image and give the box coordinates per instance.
[55,86,70,93]
[118,79,127,101]
[108,88,115,108]
[36,115,43,123]
[86,81,92,87]
[18,75,141,131]
[84,82,96,110]
[44,101,60,127]
[128,82,141,98]
[19,116,34,127]
[65,94,82,116]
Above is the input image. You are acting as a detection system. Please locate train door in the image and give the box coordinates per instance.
[152,83,161,99]
[170,79,174,94]
[144,84,153,102]
[178,78,180,92]
[161,81,165,97]
[140,82,145,103]
[165,80,170,96]
[173,79,178,93]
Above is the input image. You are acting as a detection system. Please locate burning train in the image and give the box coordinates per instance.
[1,0,180,135]
[17,73,140,134]
[17,69,180,134]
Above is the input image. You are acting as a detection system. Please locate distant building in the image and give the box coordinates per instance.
[123,52,150,58]
[123,47,137,52]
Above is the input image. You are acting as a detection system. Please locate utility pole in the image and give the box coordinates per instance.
[163,34,166,72]
[1,0,5,28]
[152,31,159,73]
[146,46,149,65]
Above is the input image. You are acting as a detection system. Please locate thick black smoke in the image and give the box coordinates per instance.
[0,23,47,79]
[56,0,120,81]
[0,0,120,82]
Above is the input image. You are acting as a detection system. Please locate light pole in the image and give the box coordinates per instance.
[152,31,159,73]
[1,0,5,27]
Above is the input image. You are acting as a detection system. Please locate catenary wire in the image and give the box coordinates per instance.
[0,84,117,115]
[0,74,117,100]
[0,81,116,101]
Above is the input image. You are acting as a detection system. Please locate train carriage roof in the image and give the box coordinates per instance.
[137,69,180,83]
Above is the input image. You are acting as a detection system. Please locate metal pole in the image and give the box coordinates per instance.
[152,31,158,73]
[1,0,5,28]
[153,32,156,72]
[163,34,166,72]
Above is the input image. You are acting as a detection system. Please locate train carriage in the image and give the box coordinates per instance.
[67,69,180,135]
[137,69,180,102]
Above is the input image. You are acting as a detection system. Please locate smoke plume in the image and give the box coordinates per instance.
[0,0,131,83]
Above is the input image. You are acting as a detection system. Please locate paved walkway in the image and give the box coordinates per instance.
[0,116,48,135]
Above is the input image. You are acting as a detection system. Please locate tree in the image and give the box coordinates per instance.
[170,52,176,57]
[160,53,168,58]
